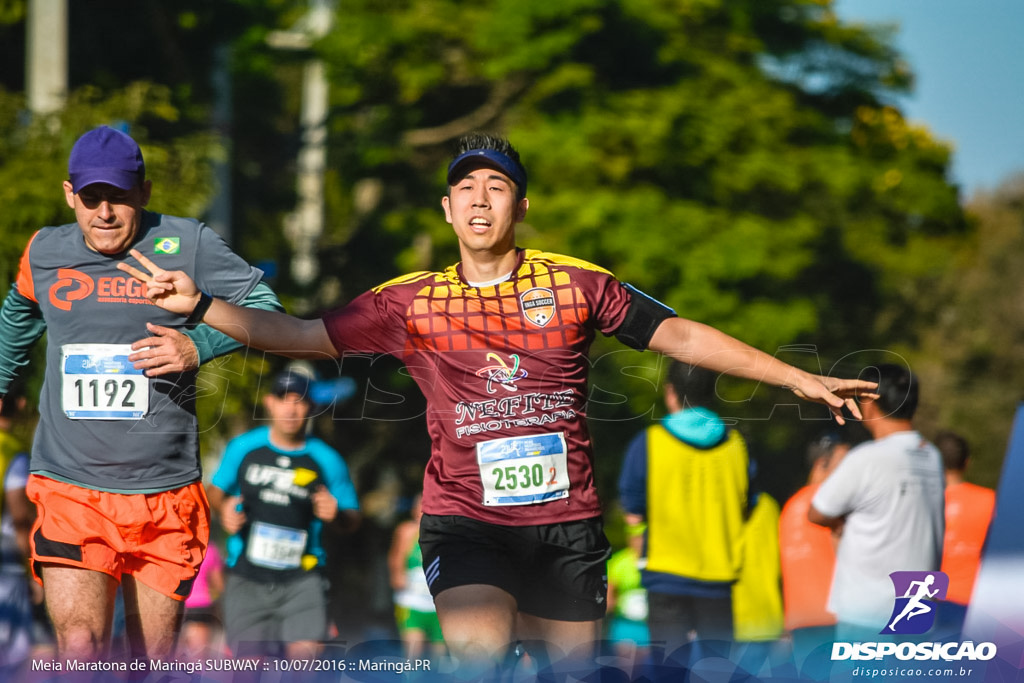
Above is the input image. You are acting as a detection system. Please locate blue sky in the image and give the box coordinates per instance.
[835,0,1024,199]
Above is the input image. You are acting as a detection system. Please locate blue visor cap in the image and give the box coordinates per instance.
[446,149,527,197]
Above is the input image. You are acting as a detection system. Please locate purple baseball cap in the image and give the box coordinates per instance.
[446,148,528,197]
[68,126,146,193]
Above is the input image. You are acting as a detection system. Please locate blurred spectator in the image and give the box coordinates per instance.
[778,433,850,654]
[388,493,445,660]
[0,388,36,676]
[209,370,360,659]
[178,541,226,660]
[733,489,784,646]
[604,521,650,660]
[809,364,945,640]
[936,431,995,606]
[619,361,749,654]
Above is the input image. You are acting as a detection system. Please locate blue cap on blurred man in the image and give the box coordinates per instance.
[270,370,313,403]
[68,126,146,193]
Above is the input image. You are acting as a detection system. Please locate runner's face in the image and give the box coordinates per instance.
[64,180,151,255]
[442,165,527,258]
[264,392,311,441]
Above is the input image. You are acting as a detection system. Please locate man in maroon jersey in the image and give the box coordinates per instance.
[120,133,875,674]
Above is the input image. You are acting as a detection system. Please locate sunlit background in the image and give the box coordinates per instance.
[1,0,1022,653]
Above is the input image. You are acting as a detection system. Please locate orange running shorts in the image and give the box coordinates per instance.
[26,474,210,600]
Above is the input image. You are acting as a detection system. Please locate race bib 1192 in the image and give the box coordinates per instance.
[61,344,148,420]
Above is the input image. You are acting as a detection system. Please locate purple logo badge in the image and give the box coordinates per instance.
[882,571,949,635]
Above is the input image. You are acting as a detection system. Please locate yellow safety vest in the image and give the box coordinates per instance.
[645,426,748,582]
[733,493,785,642]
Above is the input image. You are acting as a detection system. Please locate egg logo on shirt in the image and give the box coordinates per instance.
[49,268,95,311]
[520,287,556,327]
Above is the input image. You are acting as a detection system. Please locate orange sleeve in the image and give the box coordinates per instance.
[14,232,40,303]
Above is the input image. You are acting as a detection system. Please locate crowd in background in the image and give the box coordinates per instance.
[0,360,998,678]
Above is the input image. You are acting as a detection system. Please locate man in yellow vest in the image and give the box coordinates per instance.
[618,361,749,657]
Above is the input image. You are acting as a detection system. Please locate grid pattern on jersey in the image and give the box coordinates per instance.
[403,259,590,353]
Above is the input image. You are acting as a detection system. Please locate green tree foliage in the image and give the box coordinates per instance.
[0,1,978,499]
[313,0,966,497]
[0,83,224,285]
[910,175,1024,489]
[0,1,298,455]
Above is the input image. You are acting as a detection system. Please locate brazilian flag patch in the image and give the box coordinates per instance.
[154,237,180,254]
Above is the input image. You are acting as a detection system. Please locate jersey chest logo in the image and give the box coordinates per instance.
[50,268,95,311]
[520,287,556,327]
[47,267,154,310]
[476,352,528,393]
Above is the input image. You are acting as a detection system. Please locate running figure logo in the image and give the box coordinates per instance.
[882,571,949,635]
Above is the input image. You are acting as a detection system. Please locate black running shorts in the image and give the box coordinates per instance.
[418,513,610,621]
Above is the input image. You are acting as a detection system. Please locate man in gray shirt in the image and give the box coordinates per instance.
[809,363,944,640]
[0,126,282,660]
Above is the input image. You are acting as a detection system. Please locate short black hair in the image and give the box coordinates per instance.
[453,133,521,162]
[859,362,919,420]
[450,133,527,201]
[935,430,970,471]
[666,361,717,409]
[806,432,850,470]
[0,395,16,419]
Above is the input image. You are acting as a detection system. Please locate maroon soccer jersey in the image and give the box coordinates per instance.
[323,249,632,525]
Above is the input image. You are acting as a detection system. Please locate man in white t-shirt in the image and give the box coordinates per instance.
[809,363,945,639]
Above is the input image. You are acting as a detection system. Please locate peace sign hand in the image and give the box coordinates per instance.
[117,249,201,316]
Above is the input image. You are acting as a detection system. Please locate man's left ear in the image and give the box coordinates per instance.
[858,396,881,421]
[140,179,153,207]
[261,393,275,412]
[516,197,529,222]
[62,181,76,210]
[441,195,453,224]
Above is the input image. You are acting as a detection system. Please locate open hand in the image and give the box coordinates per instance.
[789,374,879,425]
[129,323,200,376]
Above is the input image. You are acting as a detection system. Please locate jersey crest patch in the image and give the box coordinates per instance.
[520,287,556,327]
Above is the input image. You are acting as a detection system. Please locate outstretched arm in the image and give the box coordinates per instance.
[118,249,337,359]
[647,317,875,425]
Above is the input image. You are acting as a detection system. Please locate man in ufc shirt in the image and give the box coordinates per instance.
[209,369,359,658]
[121,133,876,673]
[0,126,282,659]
